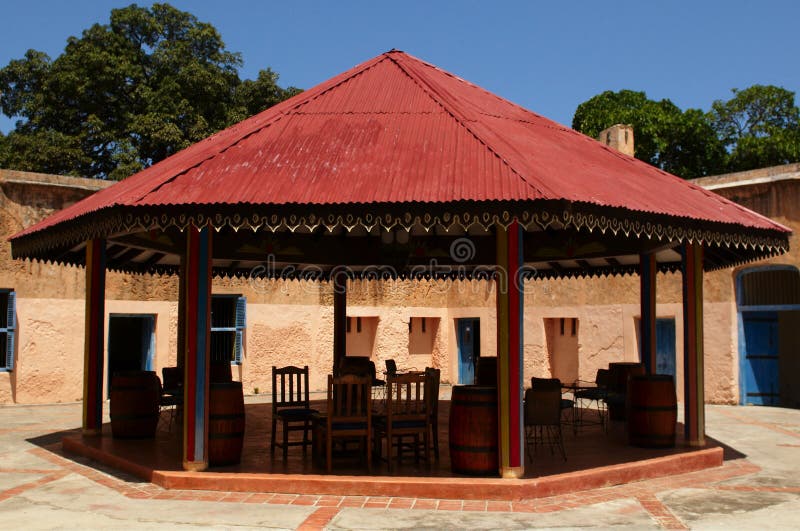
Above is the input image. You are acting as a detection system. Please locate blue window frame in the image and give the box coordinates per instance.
[210,295,246,364]
[1,290,16,371]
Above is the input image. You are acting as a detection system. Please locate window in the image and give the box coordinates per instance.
[1,290,16,371]
[210,295,246,364]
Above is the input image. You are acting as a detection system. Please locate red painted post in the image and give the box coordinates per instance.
[183,226,213,471]
[682,242,705,446]
[332,270,347,373]
[82,239,106,435]
[496,220,524,478]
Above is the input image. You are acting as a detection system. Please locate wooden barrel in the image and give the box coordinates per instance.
[627,374,677,448]
[475,357,497,387]
[110,371,161,439]
[210,362,233,383]
[209,381,245,466]
[607,362,645,420]
[449,385,498,476]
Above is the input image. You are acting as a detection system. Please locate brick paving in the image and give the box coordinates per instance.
[0,404,798,529]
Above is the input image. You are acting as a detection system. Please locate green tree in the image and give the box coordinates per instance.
[710,85,800,172]
[572,90,725,178]
[0,3,300,180]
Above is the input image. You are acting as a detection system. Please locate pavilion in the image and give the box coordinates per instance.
[10,50,789,478]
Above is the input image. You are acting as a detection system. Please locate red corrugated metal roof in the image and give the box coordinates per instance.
[12,50,789,239]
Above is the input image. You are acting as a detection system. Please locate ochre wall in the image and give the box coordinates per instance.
[3,167,799,407]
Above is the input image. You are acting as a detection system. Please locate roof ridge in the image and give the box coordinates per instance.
[386,52,550,199]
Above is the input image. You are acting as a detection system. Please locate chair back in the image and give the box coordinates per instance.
[328,373,372,422]
[596,368,610,388]
[524,387,561,426]
[531,376,562,391]
[162,367,183,392]
[272,365,311,413]
[385,359,398,377]
[386,372,427,423]
[339,356,377,379]
[424,367,440,420]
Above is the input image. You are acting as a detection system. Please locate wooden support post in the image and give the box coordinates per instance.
[496,221,524,478]
[682,242,705,446]
[639,253,657,374]
[332,269,347,374]
[183,227,212,471]
[82,239,106,435]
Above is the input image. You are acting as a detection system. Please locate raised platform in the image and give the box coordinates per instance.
[61,401,724,501]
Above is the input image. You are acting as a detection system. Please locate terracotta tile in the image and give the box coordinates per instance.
[436,500,464,511]
[268,494,298,504]
[339,496,367,507]
[388,498,414,509]
[486,500,512,512]
[462,500,487,511]
[245,493,275,503]
[315,496,343,507]
[363,501,390,509]
[297,507,340,531]
[221,492,252,502]
[292,495,319,506]
[412,499,438,510]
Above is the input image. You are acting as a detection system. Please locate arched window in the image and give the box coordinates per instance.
[737,265,800,308]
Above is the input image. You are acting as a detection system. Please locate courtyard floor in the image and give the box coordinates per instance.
[0,398,798,529]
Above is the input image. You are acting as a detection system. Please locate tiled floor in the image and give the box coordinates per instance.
[61,398,724,499]
[3,403,799,529]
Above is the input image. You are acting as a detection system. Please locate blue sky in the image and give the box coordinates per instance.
[1,0,799,133]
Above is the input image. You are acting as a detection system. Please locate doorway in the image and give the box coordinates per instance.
[736,266,800,407]
[740,311,779,406]
[545,317,579,384]
[655,318,676,377]
[107,314,156,394]
[456,318,480,384]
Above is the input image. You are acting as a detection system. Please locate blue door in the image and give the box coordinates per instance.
[741,312,779,406]
[655,318,676,377]
[457,319,480,384]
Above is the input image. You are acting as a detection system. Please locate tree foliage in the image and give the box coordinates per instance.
[710,85,800,172]
[0,3,300,180]
[573,86,800,178]
[572,90,725,178]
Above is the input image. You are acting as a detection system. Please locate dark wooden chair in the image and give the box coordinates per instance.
[524,386,566,462]
[573,368,610,430]
[424,367,441,460]
[384,359,398,378]
[160,367,183,430]
[271,365,319,458]
[531,376,574,427]
[376,371,429,471]
[339,356,385,387]
[319,373,372,473]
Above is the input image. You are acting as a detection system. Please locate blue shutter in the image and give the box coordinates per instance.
[5,292,16,370]
[234,296,246,364]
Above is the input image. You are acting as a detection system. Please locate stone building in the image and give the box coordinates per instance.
[2,156,798,407]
